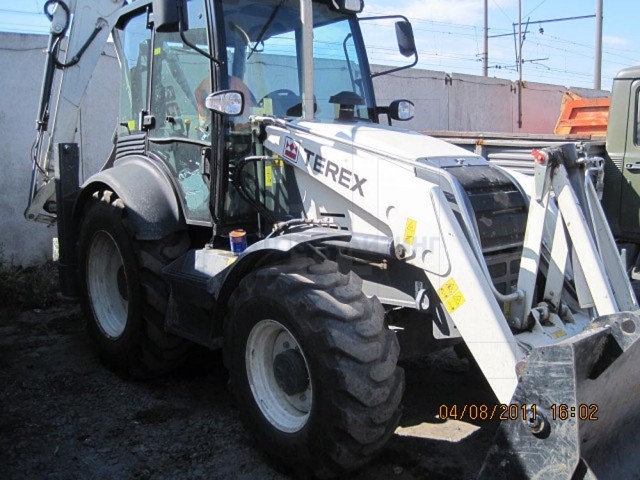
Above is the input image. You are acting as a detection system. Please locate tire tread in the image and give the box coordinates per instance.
[79,190,190,379]
[225,257,404,478]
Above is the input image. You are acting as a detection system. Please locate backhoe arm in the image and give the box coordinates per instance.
[25,0,126,296]
[26,0,125,224]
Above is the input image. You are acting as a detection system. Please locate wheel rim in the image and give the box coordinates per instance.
[86,231,128,339]
[245,319,312,433]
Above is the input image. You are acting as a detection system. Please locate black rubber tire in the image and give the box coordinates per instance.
[224,258,404,478]
[78,190,191,379]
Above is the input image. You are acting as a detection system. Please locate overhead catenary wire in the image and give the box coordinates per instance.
[0,3,636,89]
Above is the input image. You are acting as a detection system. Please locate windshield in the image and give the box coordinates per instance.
[221,0,373,122]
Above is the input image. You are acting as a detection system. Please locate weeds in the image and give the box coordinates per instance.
[0,245,60,312]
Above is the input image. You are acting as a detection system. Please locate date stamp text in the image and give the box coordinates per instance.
[438,403,599,422]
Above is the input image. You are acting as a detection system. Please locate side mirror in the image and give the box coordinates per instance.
[206,90,245,116]
[396,21,416,57]
[362,15,418,78]
[389,100,415,121]
[153,0,189,33]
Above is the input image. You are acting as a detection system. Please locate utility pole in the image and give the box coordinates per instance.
[594,0,603,90]
[483,0,488,76]
[517,0,523,128]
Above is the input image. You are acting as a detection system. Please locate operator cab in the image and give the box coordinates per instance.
[114,0,415,241]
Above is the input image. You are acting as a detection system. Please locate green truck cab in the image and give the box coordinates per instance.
[604,66,640,254]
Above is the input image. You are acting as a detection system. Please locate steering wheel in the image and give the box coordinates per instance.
[259,89,300,117]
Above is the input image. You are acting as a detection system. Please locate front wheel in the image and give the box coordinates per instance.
[224,259,404,478]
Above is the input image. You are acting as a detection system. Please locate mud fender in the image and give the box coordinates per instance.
[75,156,185,241]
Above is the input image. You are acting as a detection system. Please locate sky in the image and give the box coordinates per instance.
[1,0,637,90]
[361,0,639,90]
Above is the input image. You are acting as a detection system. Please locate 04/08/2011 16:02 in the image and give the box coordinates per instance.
[438,404,599,422]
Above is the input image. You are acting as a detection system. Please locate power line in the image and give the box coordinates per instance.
[364,2,631,89]
[0,8,43,16]
[491,0,513,23]
[0,2,628,90]
[524,0,548,18]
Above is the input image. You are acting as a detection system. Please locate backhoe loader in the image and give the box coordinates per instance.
[26,0,640,477]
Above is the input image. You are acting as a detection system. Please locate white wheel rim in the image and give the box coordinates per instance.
[245,319,312,433]
[86,231,128,339]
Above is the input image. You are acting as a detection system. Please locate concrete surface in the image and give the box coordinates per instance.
[372,66,609,133]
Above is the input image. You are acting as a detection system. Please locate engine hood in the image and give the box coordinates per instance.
[277,119,533,195]
[292,120,484,166]
[263,119,530,255]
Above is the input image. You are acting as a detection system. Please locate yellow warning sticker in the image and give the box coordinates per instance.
[445,292,466,313]
[127,120,136,131]
[265,165,273,187]
[262,97,273,115]
[438,278,466,314]
[438,278,459,299]
[404,218,417,245]
[154,47,162,56]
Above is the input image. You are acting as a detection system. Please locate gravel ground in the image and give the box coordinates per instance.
[0,302,501,479]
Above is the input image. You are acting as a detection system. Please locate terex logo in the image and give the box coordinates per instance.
[283,137,299,163]
[304,148,367,197]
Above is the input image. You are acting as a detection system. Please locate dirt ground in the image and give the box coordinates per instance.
[0,301,501,480]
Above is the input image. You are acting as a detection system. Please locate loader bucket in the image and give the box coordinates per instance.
[479,311,640,479]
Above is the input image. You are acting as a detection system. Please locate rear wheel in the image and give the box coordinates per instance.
[225,258,404,478]
[78,190,190,378]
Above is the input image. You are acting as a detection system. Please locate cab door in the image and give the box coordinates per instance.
[147,0,213,225]
[620,80,640,241]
